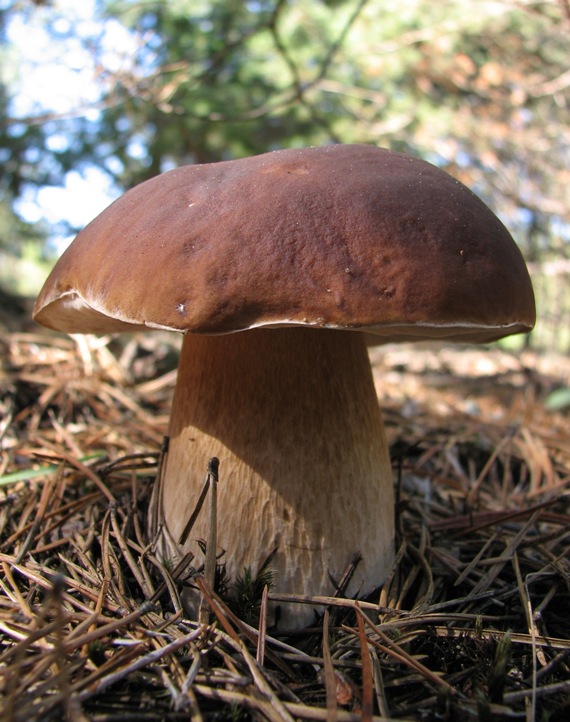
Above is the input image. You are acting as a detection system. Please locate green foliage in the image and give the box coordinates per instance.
[2,0,565,200]
[545,387,570,412]
[0,0,569,305]
[94,0,355,182]
[229,565,275,625]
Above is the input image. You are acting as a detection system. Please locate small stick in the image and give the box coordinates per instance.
[198,458,219,624]
[322,610,338,722]
[256,584,269,666]
[178,456,218,546]
[150,436,169,537]
[355,604,374,722]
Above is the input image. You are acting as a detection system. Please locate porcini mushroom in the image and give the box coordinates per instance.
[33,144,535,627]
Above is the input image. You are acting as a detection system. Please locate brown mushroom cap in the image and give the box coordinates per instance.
[33,144,535,342]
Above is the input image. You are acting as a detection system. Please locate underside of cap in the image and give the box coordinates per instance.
[33,144,535,343]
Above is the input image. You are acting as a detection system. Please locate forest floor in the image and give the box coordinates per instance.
[1,304,569,721]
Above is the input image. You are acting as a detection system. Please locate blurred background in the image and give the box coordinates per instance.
[1,0,569,352]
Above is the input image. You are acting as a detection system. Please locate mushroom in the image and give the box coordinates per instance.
[33,144,535,627]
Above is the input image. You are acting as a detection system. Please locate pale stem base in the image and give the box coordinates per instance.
[152,327,394,627]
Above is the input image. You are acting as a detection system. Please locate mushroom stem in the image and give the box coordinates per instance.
[155,327,394,626]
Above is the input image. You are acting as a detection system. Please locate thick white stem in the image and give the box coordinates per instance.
[155,327,394,626]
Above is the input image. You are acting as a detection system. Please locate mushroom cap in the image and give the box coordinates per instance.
[33,144,535,343]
